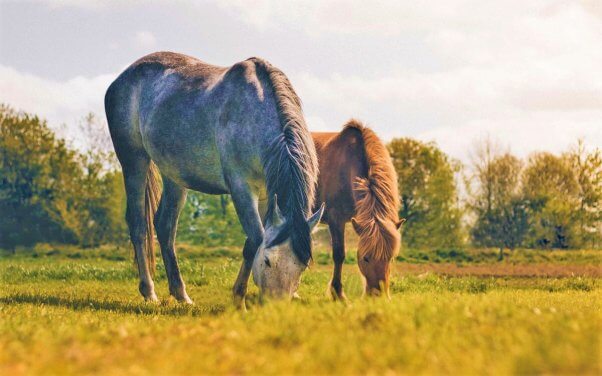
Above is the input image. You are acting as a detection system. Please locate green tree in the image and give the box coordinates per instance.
[467,144,528,259]
[0,105,77,249]
[0,105,126,250]
[566,141,602,249]
[522,152,580,248]
[388,138,463,249]
[70,113,127,246]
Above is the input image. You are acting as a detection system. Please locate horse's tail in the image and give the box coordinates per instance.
[142,161,161,275]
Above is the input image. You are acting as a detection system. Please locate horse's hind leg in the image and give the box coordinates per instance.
[155,177,192,304]
[328,220,348,301]
[123,157,158,301]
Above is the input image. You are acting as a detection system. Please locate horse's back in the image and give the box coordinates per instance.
[105,52,223,137]
[105,52,282,194]
[131,52,224,75]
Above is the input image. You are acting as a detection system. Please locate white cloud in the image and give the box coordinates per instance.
[305,115,342,133]
[2,0,601,161]
[214,0,602,41]
[292,63,602,160]
[214,0,462,36]
[416,113,602,161]
[0,64,116,145]
[132,30,157,49]
[283,0,602,160]
[28,0,146,10]
[292,69,602,160]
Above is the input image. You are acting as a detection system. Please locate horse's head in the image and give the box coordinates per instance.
[352,217,405,297]
[252,198,324,299]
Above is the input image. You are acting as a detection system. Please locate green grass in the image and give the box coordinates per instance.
[1,245,600,375]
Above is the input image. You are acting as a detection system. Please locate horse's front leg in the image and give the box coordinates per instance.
[232,238,261,310]
[328,220,347,301]
[229,181,264,310]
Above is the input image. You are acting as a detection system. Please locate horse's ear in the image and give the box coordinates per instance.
[396,218,406,230]
[267,194,284,227]
[351,217,362,234]
[307,203,325,232]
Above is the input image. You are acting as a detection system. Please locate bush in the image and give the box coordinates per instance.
[0,105,127,249]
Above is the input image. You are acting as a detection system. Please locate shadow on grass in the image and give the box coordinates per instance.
[0,292,226,317]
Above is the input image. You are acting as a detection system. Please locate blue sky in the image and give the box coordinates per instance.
[1,0,600,160]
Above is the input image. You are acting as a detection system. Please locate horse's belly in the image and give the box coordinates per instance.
[142,125,229,194]
[158,152,228,194]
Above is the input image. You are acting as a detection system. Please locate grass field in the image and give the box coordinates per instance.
[1,240,600,375]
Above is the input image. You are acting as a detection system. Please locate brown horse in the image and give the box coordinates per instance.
[313,120,404,299]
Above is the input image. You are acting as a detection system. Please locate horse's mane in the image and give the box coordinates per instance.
[251,58,319,265]
[345,119,400,260]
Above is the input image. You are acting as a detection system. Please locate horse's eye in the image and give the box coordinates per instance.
[264,257,271,268]
[363,256,370,263]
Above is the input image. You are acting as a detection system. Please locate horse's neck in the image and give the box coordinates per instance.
[313,137,365,222]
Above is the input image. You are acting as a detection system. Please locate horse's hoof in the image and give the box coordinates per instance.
[144,293,159,303]
[171,289,194,304]
[328,285,348,303]
[233,295,247,312]
[336,292,349,304]
[177,295,194,305]
[139,281,158,302]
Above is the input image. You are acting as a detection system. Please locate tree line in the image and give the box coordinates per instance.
[1,105,600,253]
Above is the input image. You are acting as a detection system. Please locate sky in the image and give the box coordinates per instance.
[0,0,601,161]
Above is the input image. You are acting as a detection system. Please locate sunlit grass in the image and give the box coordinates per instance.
[1,245,600,375]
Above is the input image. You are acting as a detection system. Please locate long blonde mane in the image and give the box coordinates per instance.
[345,119,400,260]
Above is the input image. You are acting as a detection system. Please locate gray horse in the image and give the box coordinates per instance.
[104,52,324,308]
